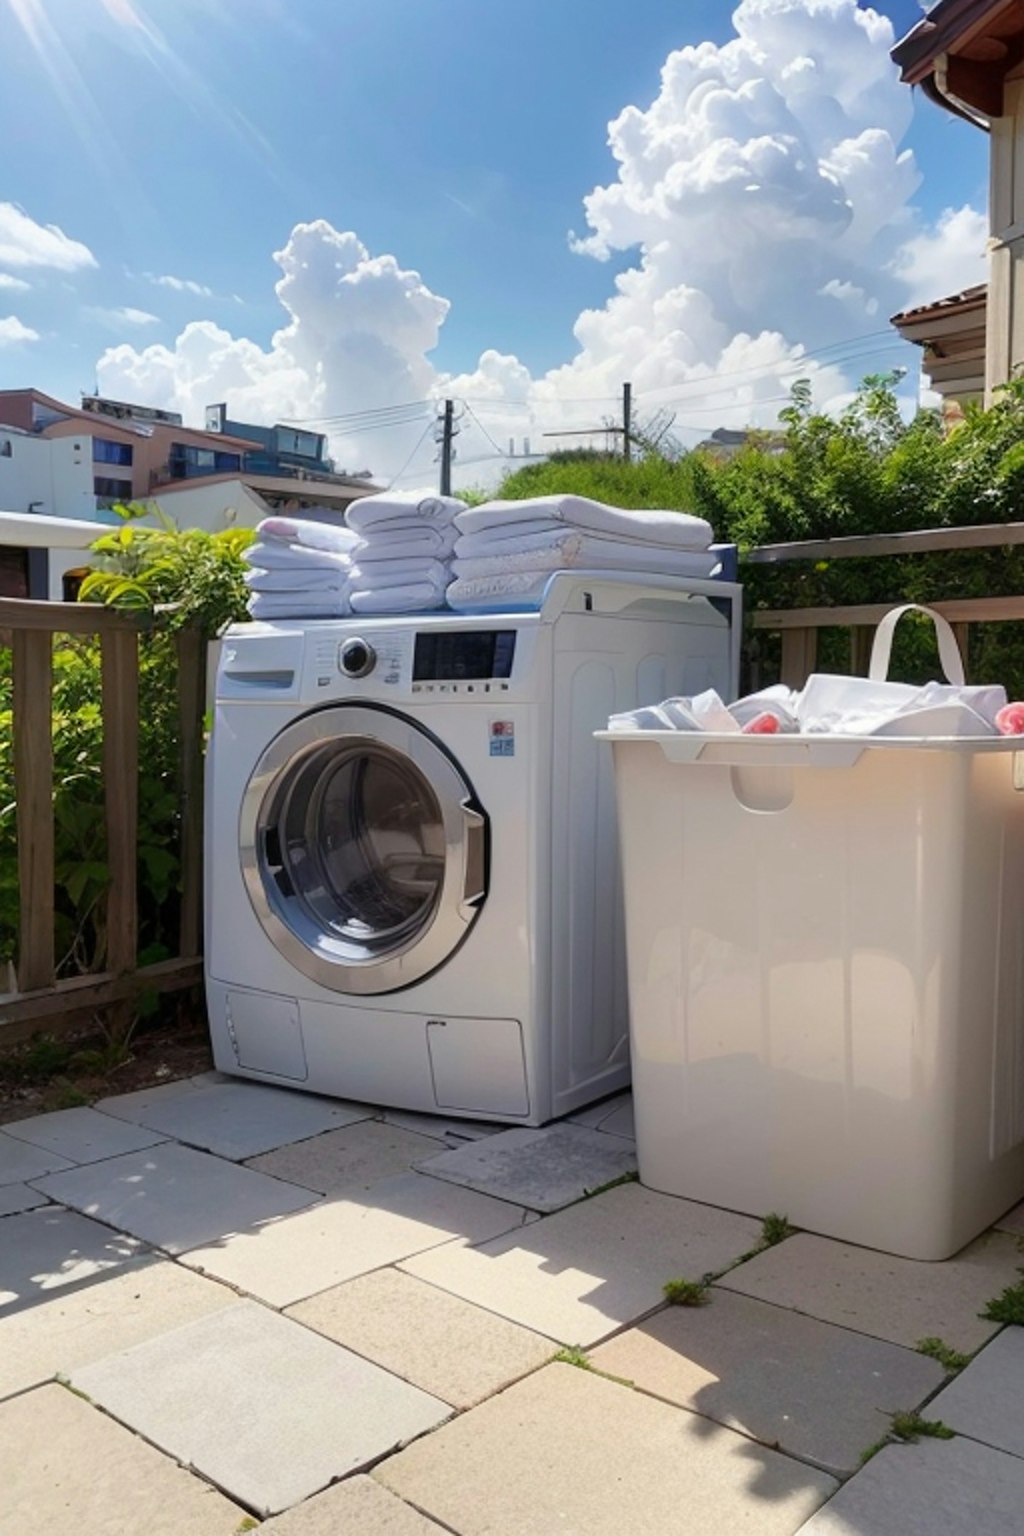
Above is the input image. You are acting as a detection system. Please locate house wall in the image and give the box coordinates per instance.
[986,67,1024,400]
[0,430,100,520]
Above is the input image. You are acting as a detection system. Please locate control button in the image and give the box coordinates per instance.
[338,638,376,679]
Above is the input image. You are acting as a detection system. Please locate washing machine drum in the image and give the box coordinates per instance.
[240,705,487,995]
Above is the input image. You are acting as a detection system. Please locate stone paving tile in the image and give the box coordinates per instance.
[289,1266,555,1408]
[0,1128,73,1186]
[929,1326,1024,1460]
[0,1182,48,1217]
[33,1141,318,1256]
[74,1301,450,1518]
[719,1230,1022,1353]
[5,1105,167,1163]
[598,1100,635,1139]
[377,1109,502,1143]
[416,1122,637,1213]
[591,1289,944,1475]
[0,1254,237,1401]
[247,1120,443,1196]
[794,1434,1024,1535]
[1,1206,145,1317]
[96,1077,371,1159]
[567,1091,633,1131]
[0,1383,245,1536]
[376,1361,836,1536]
[182,1172,532,1308]
[995,1198,1024,1235]
[264,1474,448,1533]
[402,1181,761,1347]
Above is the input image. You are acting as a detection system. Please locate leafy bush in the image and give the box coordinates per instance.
[0,510,252,977]
[496,374,1024,694]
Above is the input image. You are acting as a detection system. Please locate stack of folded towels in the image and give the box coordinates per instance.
[447,494,719,611]
[346,491,463,615]
[244,515,358,619]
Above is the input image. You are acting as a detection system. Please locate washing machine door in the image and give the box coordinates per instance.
[239,704,487,995]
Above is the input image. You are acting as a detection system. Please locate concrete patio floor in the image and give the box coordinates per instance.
[2,1074,1024,1533]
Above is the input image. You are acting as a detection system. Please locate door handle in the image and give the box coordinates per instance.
[461,804,487,909]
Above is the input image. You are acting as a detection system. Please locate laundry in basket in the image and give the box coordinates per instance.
[609,605,1015,739]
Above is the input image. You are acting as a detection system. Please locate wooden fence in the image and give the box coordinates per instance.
[1,598,205,1045]
[747,520,1024,687]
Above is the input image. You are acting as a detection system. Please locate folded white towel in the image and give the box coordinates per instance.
[349,582,447,615]
[353,524,458,559]
[244,567,351,593]
[258,517,360,555]
[453,519,577,556]
[349,557,448,588]
[454,495,713,550]
[446,571,553,611]
[248,590,351,619]
[346,491,463,534]
[245,539,355,573]
[452,535,719,581]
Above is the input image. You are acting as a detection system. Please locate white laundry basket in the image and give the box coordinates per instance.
[598,727,1024,1259]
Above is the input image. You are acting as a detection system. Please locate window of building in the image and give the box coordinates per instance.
[94,476,133,503]
[0,439,11,457]
[169,443,241,476]
[93,438,133,466]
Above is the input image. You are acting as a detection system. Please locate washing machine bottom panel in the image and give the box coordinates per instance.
[206,980,630,1126]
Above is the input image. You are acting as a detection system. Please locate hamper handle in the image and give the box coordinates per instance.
[868,604,965,687]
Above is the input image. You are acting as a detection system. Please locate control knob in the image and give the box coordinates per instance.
[338,637,376,679]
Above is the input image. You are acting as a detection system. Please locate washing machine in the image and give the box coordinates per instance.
[205,570,740,1125]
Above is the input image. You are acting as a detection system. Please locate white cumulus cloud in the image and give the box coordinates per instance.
[0,274,31,292]
[97,0,987,482]
[0,316,41,346]
[0,203,96,271]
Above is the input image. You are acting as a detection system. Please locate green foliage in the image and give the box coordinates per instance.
[553,1346,593,1370]
[663,1277,709,1306]
[889,1410,955,1443]
[0,507,252,976]
[916,1337,971,1374]
[760,1213,795,1248]
[981,1270,1024,1325]
[496,374,1024,696]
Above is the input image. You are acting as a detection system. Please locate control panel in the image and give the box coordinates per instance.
[303,624,524,698]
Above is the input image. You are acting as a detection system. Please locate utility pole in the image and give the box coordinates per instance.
[439,399,455,495]
[622,381,632,463]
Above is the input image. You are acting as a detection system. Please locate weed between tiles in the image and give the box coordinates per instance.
[552,1346,634,1389]
[980,1269,1024,1325]
[916,1337,971,1374]
[889,1410,955,1443]
[580,1171,639,1200]
[663,1277,709,1307]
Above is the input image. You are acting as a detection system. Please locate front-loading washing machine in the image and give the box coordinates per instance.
[205,570,740,1125]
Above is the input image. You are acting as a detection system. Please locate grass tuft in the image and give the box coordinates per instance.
[760,1212,795,1247]
[889,1410,955,1443]
[980,1270,1024,1326]
[916,1337,971,1374]
[580,1171,639,1201]
[553,1346,592,1370]
[663,1277,710,1307]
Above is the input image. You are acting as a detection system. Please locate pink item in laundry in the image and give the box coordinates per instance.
[996,703,1024,735]
[742,713,781,735]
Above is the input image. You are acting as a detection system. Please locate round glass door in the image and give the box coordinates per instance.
[240,706,487,995]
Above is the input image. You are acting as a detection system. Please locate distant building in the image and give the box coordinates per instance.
[0,387,378,534]
[695,426,787,460]
[890,284,986,416]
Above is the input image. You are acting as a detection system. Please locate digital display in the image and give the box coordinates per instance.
[413,630,516,681]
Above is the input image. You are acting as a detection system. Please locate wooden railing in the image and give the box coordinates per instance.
[1,598,205,1043]
[747,521,1024,687]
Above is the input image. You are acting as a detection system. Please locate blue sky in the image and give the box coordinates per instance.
[0,0,992,474]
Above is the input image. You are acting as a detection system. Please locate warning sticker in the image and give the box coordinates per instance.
[489,720,515,757]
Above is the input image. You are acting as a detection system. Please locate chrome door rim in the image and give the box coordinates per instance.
[239,704,486,995]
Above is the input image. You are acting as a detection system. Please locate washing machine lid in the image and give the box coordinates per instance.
[240,704,487,995]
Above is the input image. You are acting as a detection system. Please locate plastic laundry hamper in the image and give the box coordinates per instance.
[598,727,1024,1260]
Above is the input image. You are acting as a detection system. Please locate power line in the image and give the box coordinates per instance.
[281,398,434,427]
[461,401,505,457]
[385,419,436,489]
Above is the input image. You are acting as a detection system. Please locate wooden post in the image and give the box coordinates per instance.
[12,629,54,992]
[850,626,874,676]
[175,627,206,959]
[780,627,818,689]
[101,628,139,975]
